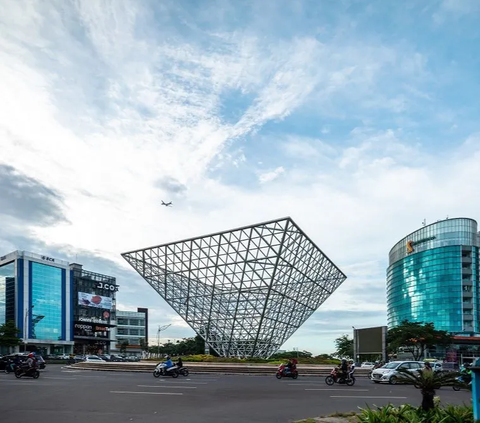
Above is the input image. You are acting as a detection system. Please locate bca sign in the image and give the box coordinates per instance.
[42,256,55,262]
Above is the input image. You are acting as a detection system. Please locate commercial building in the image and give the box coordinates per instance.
[0,250,119,356]
[70,264,119,355]
[112,308,148,357]
[387,218,480,362]
[0,251,74,355]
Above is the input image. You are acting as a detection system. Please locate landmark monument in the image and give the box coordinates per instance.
[122,217,346,358]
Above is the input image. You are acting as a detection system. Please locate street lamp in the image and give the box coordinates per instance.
[157,324,171,357]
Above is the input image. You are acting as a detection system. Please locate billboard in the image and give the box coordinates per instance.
[353,326,387,361]
[78,292,112,310]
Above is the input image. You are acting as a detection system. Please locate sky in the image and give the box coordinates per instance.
[1,0,480,355]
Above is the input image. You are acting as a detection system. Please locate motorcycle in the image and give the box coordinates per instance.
[177,366,189,377]
[4,360,17,374]
[15,366,40,379]
[153,363,179,378]
[325,368,355,386]
[453,374,471,391]
[276,363,298,379]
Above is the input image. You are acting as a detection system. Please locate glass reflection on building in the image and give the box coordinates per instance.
[387,218,479,334]
[30,262,65,341]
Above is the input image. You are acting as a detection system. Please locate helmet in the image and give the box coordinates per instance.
[164,355,170,359]
[28,353,34,358]
[349,360,354,364]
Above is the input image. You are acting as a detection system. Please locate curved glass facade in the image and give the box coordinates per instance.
[387,218,480,334]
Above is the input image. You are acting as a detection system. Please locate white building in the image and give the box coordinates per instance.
[111,308,148,357]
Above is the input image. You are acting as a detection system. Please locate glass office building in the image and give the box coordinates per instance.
[0,251,74,355]
[387,218,480,334]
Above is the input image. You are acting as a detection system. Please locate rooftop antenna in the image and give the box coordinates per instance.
[422,219,426,226]
[446,215,449,220]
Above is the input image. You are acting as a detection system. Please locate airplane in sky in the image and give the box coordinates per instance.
[161,200,173,207]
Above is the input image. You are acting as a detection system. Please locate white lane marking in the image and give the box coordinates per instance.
[42,377,77,380]
[110,391,182,395]
[157,381,207,385]
[330,396,407,399]
[138,385,197,389]
[305,389,369,391]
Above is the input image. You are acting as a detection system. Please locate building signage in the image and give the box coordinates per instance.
[406,236,436,254]
[74,322,109,338]
[41,255,55,262]
[79,317,108,324]
[78,292,113,310]
[0,255,6,261]
[96,282,119,292]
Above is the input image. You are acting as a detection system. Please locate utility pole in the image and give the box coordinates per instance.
[157,324,171,357]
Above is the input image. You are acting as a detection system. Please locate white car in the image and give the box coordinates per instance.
[426,361,443,372]
[361,362,375,369]
[370,361,424,384]
[84,355,106,363]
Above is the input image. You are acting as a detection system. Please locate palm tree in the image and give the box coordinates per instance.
[397,368,461,411]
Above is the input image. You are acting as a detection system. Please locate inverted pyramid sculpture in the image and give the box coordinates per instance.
[122,217,347,358]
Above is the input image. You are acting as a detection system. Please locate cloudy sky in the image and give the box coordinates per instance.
[1,0,480,355]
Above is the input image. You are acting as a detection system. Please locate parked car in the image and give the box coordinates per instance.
[425,361,443,372]
[110,355,126,362]
[84,355,106,363]
[36,355,46,369]
[370,361,425,384]
[361,362,375,369]
[98,355,111,362]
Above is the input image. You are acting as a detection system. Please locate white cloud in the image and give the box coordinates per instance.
[258,166,285,184]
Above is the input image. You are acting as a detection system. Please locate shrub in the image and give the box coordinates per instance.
[357,403,474,423]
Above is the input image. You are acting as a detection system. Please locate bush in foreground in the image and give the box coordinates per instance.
[357,403,474,423]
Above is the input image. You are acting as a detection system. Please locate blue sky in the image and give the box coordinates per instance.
[1,0,480,354]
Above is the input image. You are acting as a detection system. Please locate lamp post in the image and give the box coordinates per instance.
[156,324,171,358]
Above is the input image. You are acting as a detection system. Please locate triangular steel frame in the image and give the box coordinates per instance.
[122,217,347,358]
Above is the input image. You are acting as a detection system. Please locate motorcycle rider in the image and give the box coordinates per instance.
[176,357,183,369]
[160,355,174,374]
[285,358,295,375]
[340,359,348,381]
[348,360,356,380]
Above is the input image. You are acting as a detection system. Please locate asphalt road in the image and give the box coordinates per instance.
[0,365,472,423]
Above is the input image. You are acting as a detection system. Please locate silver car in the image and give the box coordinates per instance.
[370,361,425,384]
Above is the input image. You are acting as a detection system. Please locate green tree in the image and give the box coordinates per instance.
[0,320,21,352]
[333,334,354,359]
[387,320,453,361]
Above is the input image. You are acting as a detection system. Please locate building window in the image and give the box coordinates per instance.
[129,319,139,326]
[129,329,139,336]
[138,319,145,326]
[117,328,128,335]
[117,318,128,325]
[139,329,145,336]
[30,262,63,341]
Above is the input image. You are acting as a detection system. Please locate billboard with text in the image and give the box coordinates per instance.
[78,292,112,310]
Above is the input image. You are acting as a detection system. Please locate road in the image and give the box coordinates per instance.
[0,365,471,423]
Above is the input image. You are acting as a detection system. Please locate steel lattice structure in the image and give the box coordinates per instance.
[122,217,347,358]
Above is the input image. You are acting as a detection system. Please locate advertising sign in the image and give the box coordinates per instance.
[78,292,113,310]
[74,322,110,338]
